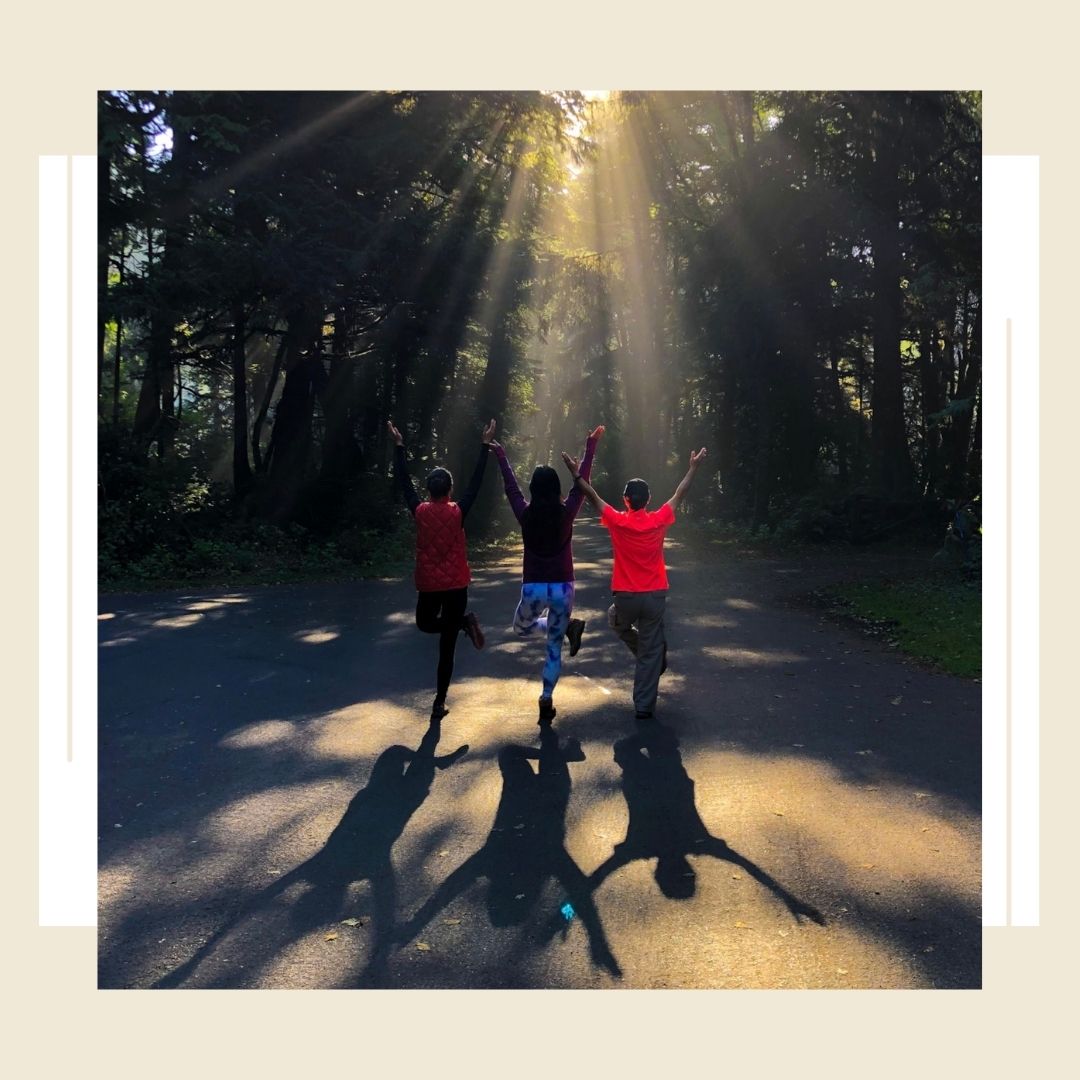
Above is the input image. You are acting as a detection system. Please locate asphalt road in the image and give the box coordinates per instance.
[98,521,981,989]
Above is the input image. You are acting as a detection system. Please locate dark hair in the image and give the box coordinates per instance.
[426,467,453,499]
[522,465,565,555]
[623,478,650,510]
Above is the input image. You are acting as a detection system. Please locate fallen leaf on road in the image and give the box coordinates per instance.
[731,873,742,880]
[416,942,431,951]
[891,696,903,705]
[861,863,876,869]
[515,894,526,900]
[438,850,449,857]
[324,932,338,942]
[772,810,785,817]
[792,743,804,748]
[856,749,873,755]
[443,918,462,926]
[340,918,363,927]
[913,792,931,800]
[734,921,752,929]
[837,968,849,976]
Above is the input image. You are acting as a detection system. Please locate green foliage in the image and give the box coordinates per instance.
[832,575,981,678]
[98,90,981,581]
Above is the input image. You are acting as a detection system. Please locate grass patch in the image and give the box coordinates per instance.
[830,575,981,678]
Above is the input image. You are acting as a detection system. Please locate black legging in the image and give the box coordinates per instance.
[415,587,469,698]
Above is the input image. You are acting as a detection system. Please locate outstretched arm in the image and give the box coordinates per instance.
[394,850,488,946]
[458,419,497,522]
[433,744,469,770]
[561,451,610,516]
[564,425,603,520]
[488,437,527,524]
[703,837,825,925]
[388,420,420,516]
[666,447,707,510]
[553,850,622,978]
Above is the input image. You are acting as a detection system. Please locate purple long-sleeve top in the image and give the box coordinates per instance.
[494,434,598,583]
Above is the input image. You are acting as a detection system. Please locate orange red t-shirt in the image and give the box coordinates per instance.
[600,502,676,591]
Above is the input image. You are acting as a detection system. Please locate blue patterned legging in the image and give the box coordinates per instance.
[513,581,575,699]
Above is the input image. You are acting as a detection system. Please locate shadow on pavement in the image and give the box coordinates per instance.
[152,717,466,989]
[575,721,824,921]
[370,724,622,983]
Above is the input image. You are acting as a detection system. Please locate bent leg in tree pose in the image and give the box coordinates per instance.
[490,426,603,724]
[562,444,706,720]
[390,418,496,719]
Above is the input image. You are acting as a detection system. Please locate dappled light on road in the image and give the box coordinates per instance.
[683,613,739,630]
[723,598,760,611]
[702,645,807,667]
[99,527,979,989]
[219,719,298,750]
[151,613,203,629]
[293,628,341,644]
[180,595,251,606]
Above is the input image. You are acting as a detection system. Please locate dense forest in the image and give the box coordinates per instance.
[97,90,981,583]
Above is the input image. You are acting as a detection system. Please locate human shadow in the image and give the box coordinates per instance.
[580,722,825,922]
[377,726,622,980]
[153,717,466,988]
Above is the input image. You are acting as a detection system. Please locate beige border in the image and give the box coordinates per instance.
[1006,316,1012,927]
[5,3,1073,1075]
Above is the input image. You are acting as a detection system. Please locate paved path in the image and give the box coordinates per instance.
[98,522,980,988]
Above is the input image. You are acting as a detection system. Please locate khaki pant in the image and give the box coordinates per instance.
[607,590,667,715]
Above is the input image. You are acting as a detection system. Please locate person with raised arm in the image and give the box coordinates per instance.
[490,426,604,725]
[561,446,707,721]
[389,418,496,720]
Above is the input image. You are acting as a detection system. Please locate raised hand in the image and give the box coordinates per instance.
[482,418,497,444]
[387,420,404,447]
[689,447,707,467]
[487,438,502,451]
[589,424,606,441]
[561,451,582,477]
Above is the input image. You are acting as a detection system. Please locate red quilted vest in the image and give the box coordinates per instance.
[414,499,471,591]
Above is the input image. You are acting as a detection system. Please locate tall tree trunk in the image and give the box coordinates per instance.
[132,121,188,459]
[868,131,913,496]
[320,306,362,483]
[111,231,125,427]
[829,347,849,483]
[131,221,162,450]
[265,304,325,519]
[252,333,287,473]
[231,304,254,496]
[944,296,981,497]
[97,146,111,409]
[917,327,944,495]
